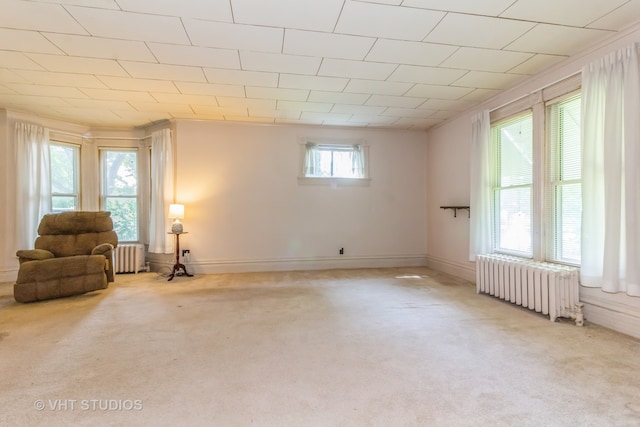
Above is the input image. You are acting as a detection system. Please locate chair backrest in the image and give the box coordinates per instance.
[35,211,118,257]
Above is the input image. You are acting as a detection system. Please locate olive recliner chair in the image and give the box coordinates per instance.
[14,211,118,303]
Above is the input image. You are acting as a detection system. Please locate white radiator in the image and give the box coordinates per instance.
[114,244,145,274]
[476,254,583,325]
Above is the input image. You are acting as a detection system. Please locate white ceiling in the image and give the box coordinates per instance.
[0,0,639,130]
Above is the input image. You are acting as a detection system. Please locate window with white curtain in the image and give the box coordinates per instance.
[492,113,533,256]
[50,142,80,213]
[546,94,581,264]
[304,143,366,179]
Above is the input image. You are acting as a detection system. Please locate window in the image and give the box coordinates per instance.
[492,113,533,256]
[101,149,138,242]
[547,94,581,264]
[50,142,80,212]
[303,143,366,179]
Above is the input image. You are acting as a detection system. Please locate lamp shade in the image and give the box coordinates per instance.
[168,204,184,219]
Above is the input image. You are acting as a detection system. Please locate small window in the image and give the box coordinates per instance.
[50,142,80,212]
[100,149,139,242]
[301,142,369,184]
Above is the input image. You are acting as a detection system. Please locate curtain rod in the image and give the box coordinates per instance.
[49,129,162,141]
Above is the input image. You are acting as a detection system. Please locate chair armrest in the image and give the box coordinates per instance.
[16,249,55,264]
[91,243,114,256]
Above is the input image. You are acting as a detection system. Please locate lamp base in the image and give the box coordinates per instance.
[171,221,183,234]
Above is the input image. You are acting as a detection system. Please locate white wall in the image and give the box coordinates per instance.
[425,22,640,338]
[172,120,427,273]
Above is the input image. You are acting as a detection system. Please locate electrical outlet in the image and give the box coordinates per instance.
[339,247,344,255]
[182,249,190,262]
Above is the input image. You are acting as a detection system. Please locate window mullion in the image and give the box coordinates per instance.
[532,99,545,261]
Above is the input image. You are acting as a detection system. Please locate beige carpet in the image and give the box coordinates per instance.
[1,267,639,426]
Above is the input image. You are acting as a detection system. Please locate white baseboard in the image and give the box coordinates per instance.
[580,287,640,339]
[425,255,476,283]
[178,255,427,275]
[0,268,18,284]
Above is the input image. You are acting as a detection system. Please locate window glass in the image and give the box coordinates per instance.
[493,114,533,256]
[547,95,581,264]
[50,143,79,212]
[101,150,138,242]
[304,144,365,179]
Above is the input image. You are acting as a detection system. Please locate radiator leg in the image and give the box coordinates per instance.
[575,302,585,327]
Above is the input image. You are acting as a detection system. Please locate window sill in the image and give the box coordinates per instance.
[297,177,371,187]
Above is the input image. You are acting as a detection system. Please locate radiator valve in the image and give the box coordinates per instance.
[574,302,585,327]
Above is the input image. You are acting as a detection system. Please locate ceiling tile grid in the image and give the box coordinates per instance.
[0,0,638,130]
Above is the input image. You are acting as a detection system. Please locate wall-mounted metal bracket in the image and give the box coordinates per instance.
[440,206,470,218]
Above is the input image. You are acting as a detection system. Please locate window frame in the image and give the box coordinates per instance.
[491,112,534,258]
[99,147,140,243]
[49,140,80,213]
[298,137,371,187]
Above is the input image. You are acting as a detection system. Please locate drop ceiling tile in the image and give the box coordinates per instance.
[365,95,426,108]
[425,14,535,49]
[505,24,613,56]
[184,19,283,52]
[419,99,475,112]
[0,68,27,83]
[406,84,474,99]
[308,91,370,105]
[366,39,458,67]
[217,97,276,110]
[441,47,533,72]
[0,84,17,94]
[501,0,628,27]
[240,52,321,75]
[119,61,206,82]
[151,93,218,105]
[43,34,155,62]
[231,0,344,32]
[7,83,89,98]
[16,70,107,88]
[26,53,128,76]
[331,104,386,115]
[66,6,189,44]
[250,109,302,121]
[277,101,332,113]
[336,1,444,40]
[51,106,123,122]
[348,114,398,125]
[343,79,413,96]
[508,54,567,75]
[0,51,45,70]
[318,59,396,80]
[0,1,88,34]
[117,0,232,21]
[130,102,194,114]
[402,0,517,16]
[589,0,640,30]
[148,43,240,69]
[112,109,172,123]
[79,88,156,102]
[1,94,70,107]
[225,115,272,124]
[382,108,434,118]
[461,88,502,102]
[393,117,442,129]
[63,98,135,110]
[245,87,310,101]
[175,82,245,97]
[284,30,375,61]
[98,76,178,92]
[300,111,353,123]
[35,0,120,8]
[454,71,528,90]
[279,74,348,92]
[204,69,278,87]
[388,65,467,85]
[0,29,62,54]
[190,105,246,116]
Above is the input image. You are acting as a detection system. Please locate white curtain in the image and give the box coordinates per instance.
[351,144,365,177]
[469,110,493,261]
[304,143,321,176]
[581,44,640,296]
[15,122,51,249]
[148,128,174,254]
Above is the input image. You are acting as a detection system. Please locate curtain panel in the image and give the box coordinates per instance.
[15,122,51,250]
[581,43,640,296]
[469,110,493,261]
[148,128,174,254]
